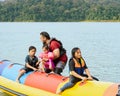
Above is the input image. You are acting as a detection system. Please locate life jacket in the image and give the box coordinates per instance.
[49,38,66,57]
[39,52,54,60]
[73,57,86,75]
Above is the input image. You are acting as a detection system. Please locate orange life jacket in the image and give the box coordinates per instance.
[72,57,86,75]
[73,57,85,68]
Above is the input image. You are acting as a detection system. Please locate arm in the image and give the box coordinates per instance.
[50,41,61,60]
[39,53,48,61]
[35,57,40,66]
[52,48,60,59]
[82,57,93,80]
[26,63,38,71]
[85,69,93,80]
[70,71,86,80]
[36,60,40,66]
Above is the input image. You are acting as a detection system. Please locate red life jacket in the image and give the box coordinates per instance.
[49,38,66,57]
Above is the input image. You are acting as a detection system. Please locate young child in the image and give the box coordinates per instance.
[16,46,39,83]
[39,44,55,72]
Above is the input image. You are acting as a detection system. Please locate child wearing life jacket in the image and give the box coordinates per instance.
[39,44,55,72]
[56,47,98,94]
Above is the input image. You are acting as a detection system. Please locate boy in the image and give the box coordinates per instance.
[16,46,39,83]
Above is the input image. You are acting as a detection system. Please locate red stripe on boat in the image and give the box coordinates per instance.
[103,84,118,96]
[24,72,64,93]
[0,61,3,64]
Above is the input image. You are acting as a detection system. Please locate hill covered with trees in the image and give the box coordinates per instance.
[0,0,120,22]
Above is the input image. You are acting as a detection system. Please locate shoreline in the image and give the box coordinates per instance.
[0,20,120,23]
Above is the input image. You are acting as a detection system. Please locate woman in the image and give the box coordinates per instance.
[56,47,98,94]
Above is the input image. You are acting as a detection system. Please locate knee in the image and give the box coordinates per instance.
[54,68,62,75]
[69,82,75,87]
[20,70,26,74]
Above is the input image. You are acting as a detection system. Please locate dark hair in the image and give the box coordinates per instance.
[42,44,49,50]
[71,47,80,58]
[40,31,50,40]
[29,46,36,52]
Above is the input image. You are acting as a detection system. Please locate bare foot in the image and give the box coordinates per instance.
[56,89,62,94]
[50,71,54,74]
[16,79,20,83]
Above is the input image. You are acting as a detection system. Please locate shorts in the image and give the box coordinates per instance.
[56,61,66,69]
[20,67,34,73]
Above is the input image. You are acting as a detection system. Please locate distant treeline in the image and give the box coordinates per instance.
[0,0,120,22]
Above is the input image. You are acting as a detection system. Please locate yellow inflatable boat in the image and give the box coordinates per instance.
[0,60,119,96]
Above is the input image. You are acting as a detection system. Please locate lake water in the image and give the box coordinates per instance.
[0,22,120,95]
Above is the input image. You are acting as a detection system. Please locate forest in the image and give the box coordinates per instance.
[0,0,120,22]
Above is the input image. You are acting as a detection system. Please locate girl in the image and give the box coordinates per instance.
[56,47,98,94]
[39,44,55,72]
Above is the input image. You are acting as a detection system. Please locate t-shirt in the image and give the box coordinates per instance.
[49,40,67,64]
[69,58,88,75]
[25,55,38,68]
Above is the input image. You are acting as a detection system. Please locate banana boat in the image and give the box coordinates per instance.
[0,60,120,96]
